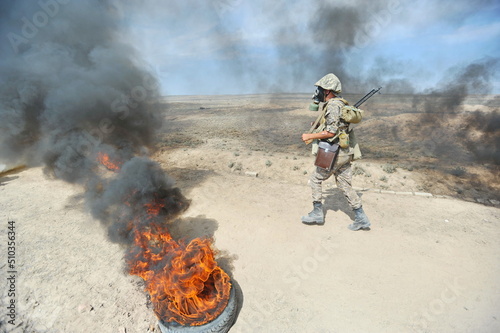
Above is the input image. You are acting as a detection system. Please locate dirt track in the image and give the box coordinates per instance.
[1,94,499,333]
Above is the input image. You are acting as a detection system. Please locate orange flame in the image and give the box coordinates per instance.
[97,152,231,326]
[97,152,122,171]
[129,223,231,325]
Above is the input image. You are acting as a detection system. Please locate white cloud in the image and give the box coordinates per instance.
[441,21,500,44]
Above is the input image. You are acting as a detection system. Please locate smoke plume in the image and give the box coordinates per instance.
[0,0,188,241]
[298,1,499,164]
[410,58,500,164]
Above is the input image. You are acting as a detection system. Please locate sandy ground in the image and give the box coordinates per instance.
[1,94,499,333]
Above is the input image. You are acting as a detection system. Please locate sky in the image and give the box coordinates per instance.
[117,0,500,95]
[2,0,500,96]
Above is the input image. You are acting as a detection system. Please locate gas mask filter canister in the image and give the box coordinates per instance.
[309,87,324,111]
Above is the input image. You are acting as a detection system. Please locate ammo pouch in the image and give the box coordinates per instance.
[338,131,349,149]
[314,141,340,172]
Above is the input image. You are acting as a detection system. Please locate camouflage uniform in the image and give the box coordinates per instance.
[309,83,362,210]
[303,73,369,229]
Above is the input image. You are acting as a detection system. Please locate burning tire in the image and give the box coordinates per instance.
[158,284,238,333]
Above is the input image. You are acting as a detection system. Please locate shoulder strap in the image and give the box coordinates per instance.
[308,104,328,133]
[332,97,349,105]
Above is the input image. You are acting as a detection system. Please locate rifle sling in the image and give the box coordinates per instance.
[308,108,326,133]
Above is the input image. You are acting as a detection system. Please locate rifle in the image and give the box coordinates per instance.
[354,86,382,108]
[304,87,382,144]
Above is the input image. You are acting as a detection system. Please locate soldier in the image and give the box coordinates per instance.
[301,73,371,231]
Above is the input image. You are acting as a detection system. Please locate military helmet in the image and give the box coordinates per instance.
[315,73,342,94]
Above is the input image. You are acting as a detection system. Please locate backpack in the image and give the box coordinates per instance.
[312,98,362,135]
[336,98,364,124]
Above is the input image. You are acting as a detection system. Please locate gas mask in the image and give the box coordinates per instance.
[309,87,325,111]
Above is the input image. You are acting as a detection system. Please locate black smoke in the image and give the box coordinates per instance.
[299,1,499,165]
[0,0,188,241]
[255,1,415,93]
[409,58,500,164]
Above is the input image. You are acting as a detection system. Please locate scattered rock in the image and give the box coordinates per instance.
[77,304,93,313]
[232,162,243,172]
[414,192,433,197]
[380,190,396,194]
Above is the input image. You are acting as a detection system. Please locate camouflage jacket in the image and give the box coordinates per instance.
[316,97,354,156]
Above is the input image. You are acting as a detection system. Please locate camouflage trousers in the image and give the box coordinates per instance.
[309,154,362,209]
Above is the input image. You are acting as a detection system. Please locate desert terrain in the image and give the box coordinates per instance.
[1,94,499,333]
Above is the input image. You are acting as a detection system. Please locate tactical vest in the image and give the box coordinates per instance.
[311,98,362,160]
[313,98,350,140]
